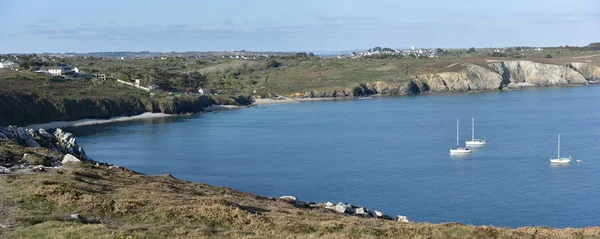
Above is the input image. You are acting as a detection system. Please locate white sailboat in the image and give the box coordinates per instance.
[549,134,571,164]
[450,119,472,154]
[465,118,486,146]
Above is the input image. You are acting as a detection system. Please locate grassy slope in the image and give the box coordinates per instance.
[0,157,599,238]
[0,69,151,101]
[60,53,600,98]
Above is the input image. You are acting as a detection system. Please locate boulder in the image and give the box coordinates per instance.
[0,127,14,139]
[354,207,367,215]
[279,196,296,201]
[334,203,347,213]
[38,129,53,138]
[0,166,10,174]
[62,154,82,164]
[369,210,384,218]
[324,202,335,210]
[31,165,45,172]
[16,127,40,148]
[396,215,410,223]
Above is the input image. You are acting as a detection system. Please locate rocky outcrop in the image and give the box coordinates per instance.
[0,126,87,160]
[293,60,595,99]
[569,62,600,82]
[490,60,588,86]
[278,195,400,221]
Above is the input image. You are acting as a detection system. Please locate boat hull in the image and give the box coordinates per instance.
[549,158,571,164]
[450,148,472,154]
[466,140,486,146]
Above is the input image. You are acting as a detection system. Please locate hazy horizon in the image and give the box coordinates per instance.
[1,0,599,53]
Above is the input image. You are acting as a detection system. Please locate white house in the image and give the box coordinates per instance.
[0,62,16,69]
[48,66,66,76]
[73,67,79,74]
[198,88,212,95]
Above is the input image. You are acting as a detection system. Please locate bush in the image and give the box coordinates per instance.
[264,60,282,69]
[544,54,553,58]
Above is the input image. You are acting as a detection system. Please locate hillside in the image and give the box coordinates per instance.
[0,70,252,126]
[54,54,600,98]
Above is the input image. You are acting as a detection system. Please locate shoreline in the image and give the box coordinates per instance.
[23,104,244,130]
[24,112,176,129]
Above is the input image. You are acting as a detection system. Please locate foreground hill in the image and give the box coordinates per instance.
[0,133,599,238]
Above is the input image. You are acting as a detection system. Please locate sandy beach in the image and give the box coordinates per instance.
[25,112,175,129]
[24,104,247,129]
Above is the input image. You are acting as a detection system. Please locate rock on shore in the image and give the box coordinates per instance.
[278,196,407,222]
[0,126,88,160]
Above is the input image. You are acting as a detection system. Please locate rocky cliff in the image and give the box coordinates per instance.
[293,60,596,98]
[569,62,600,82]
[0,94,253,127]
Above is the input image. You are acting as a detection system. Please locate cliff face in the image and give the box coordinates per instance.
[293,60,595,98]
[569,62,600,81]
[0,95,253,127]
[490,61,588,86]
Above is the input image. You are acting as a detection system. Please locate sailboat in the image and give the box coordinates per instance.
[450,119,472,154]
[549,134,571,164]
[465,118,486,146]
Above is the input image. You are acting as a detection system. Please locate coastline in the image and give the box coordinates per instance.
[22,104,246,130]
[24,112,176,129]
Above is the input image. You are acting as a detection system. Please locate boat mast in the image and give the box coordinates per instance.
[558,134,560,159]
[472,118,475,141]
[456,119,459,147]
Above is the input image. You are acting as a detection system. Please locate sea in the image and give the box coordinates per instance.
[68,85,600,228]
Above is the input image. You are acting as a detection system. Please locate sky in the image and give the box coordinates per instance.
[1,0,598,53]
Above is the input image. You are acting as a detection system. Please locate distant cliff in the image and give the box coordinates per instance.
[0,94,253,127]
[294,60,599,98]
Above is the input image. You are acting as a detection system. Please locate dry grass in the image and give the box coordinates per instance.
[1,162,599,238]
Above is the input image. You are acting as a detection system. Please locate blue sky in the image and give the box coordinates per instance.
[1,0,598,53]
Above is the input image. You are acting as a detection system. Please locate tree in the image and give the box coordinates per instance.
[308,52,315,58]
[264,59,281,69]
[144,67,171,89]
[467,47,476,53]
[120,74,130,81]
[295,52,308,58]
[186,71,207,90]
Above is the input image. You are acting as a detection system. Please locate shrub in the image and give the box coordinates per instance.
[264,60,282,69]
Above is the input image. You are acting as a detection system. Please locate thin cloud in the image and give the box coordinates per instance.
[35,18,59,23]
[317,16,380,22]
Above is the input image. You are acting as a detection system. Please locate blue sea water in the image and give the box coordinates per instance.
[69,86,600,228]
